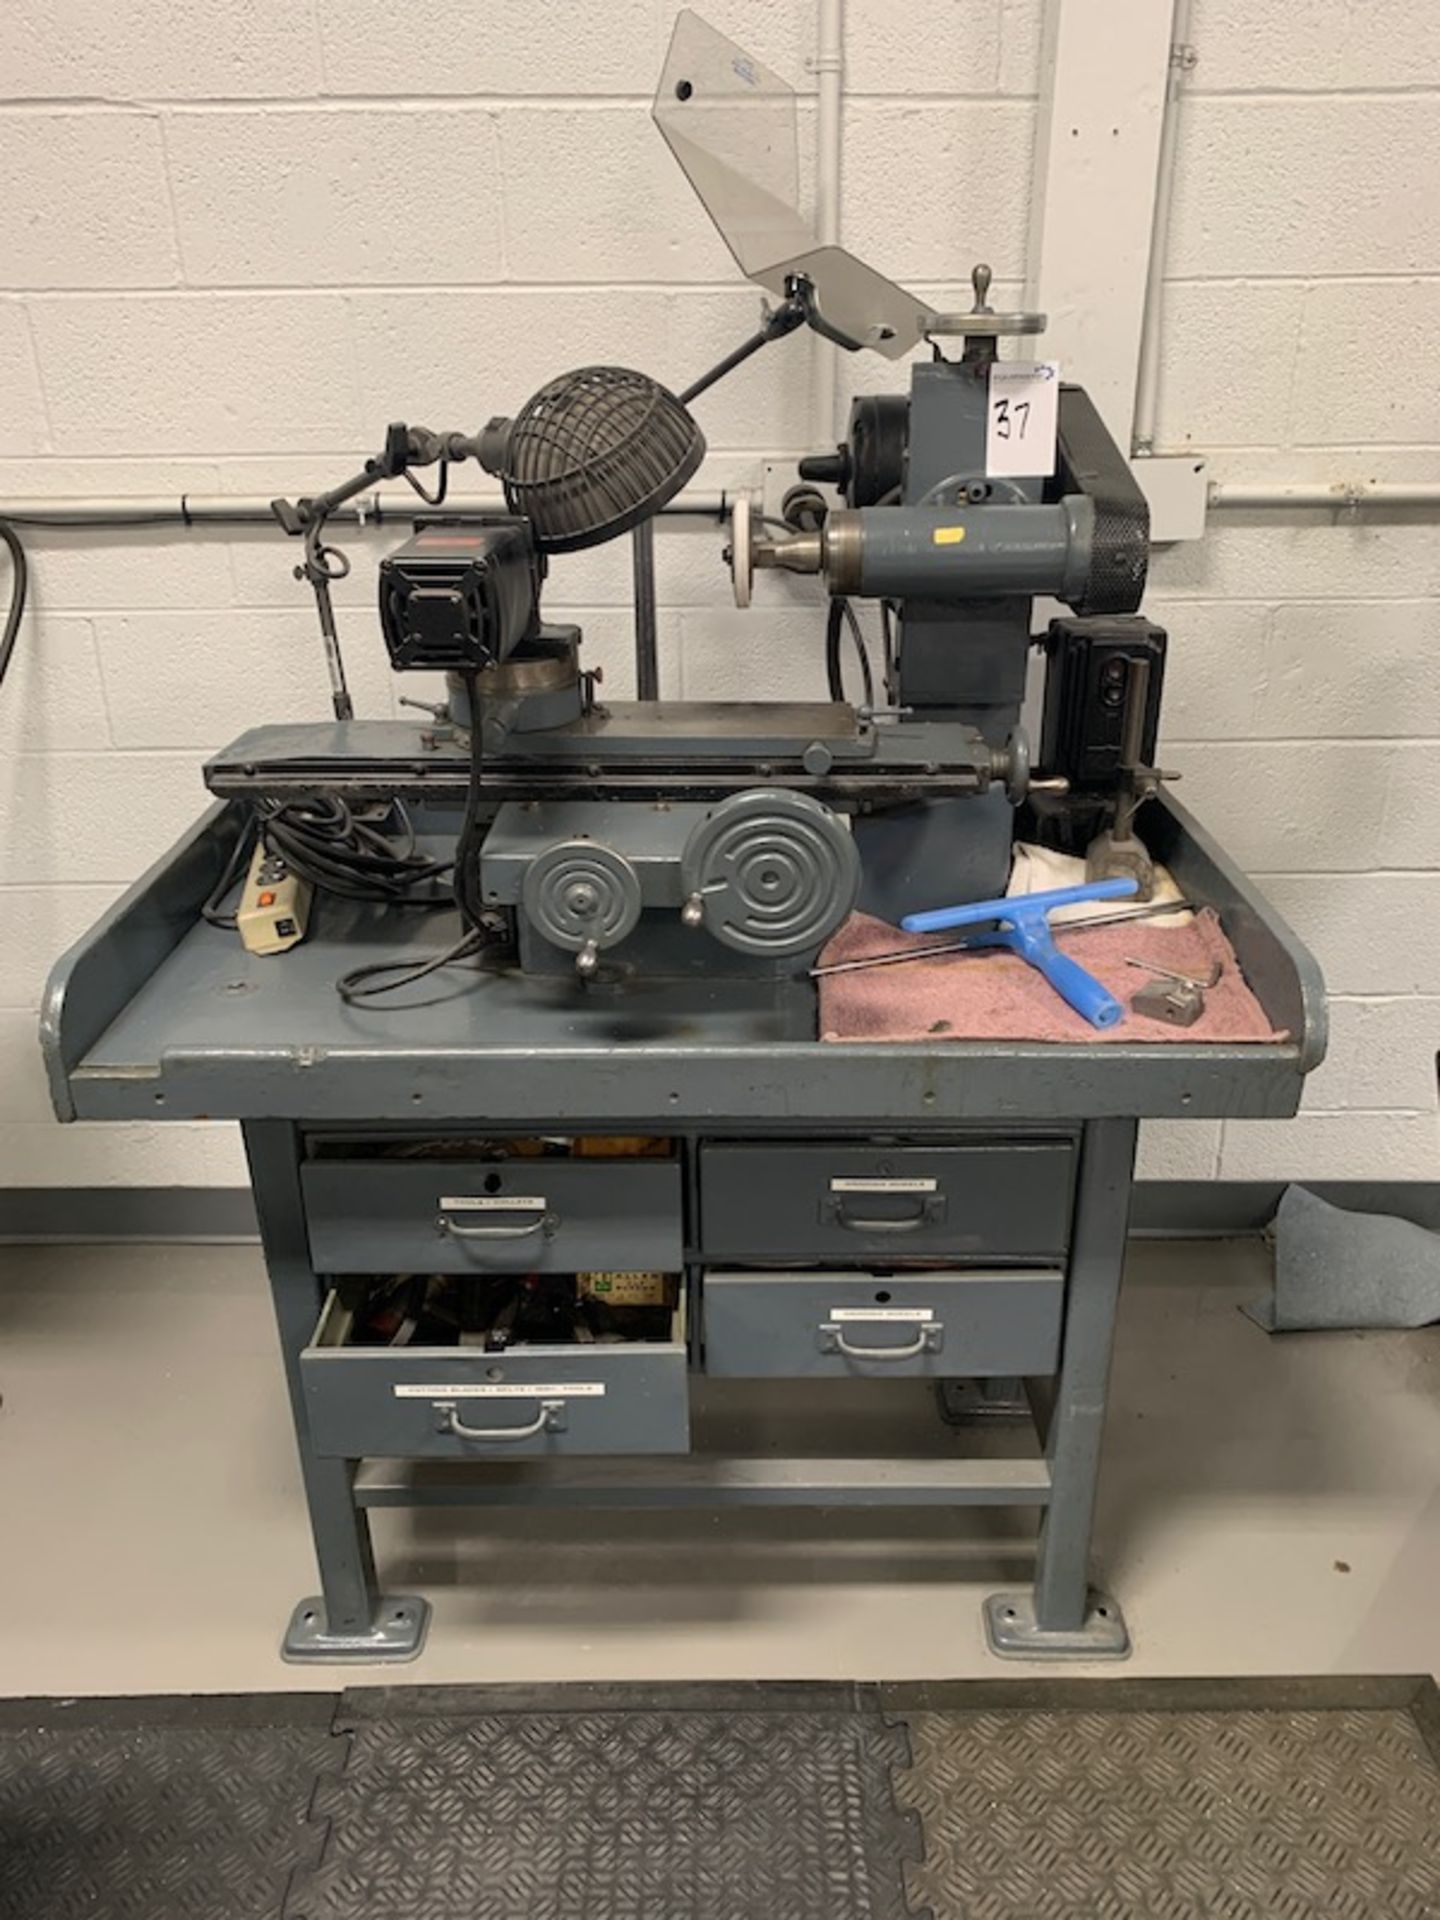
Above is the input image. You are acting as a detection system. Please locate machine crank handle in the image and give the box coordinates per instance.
[436,1398,566,1441]
[436,1211,555,1240]
[819,1322,944,1362]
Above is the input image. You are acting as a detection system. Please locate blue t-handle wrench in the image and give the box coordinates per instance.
[900,877,1140,1029]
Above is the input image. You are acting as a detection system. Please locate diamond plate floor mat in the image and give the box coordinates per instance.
[285,1683,918,1920]
[4,1678,1437,1920]
[0,1694,341,1920]
[884,1676,1440,1920]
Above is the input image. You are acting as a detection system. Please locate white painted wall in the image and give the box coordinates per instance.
[1,0,1436,1189]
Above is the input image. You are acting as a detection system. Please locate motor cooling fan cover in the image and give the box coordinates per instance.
[681,789,859,957]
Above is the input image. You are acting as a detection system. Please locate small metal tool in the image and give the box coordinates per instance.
[1124,955,1222,991]
[1130,976,1206,1027]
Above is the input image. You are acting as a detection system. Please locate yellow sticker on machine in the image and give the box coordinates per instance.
[932,524,967,546]
[578,1270,670,1305]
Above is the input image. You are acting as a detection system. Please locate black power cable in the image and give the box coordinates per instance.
[0,519,28,691]
[335,925,488,1005]
[824,595,874,709]
[255,794,452,906]
[201,797,454,927]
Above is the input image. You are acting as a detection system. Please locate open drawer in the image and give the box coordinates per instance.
[301,1155,683,1277]
[702,1268,1064,1379]
[301,1290,690,1459]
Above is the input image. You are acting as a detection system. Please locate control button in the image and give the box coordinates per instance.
[258,890,276,907]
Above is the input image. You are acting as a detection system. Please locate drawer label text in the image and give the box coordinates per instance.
[439,1194,547,1212]
[830,1177,938,1193]
[830,1307,935,1323]
[394,1382,606,1399]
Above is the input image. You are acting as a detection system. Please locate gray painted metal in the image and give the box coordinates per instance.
[24,1175,1440,1247]
[202,708,985,775]
[301,1156,683,1276]
[41,796,1323,1127]
[983,1586,1130,1658]
[482,800,699,906]
[40,802,242,1123]
[849,499,1092,600]
[282,1594,429,1664]
[1030,1116,1138,1639]
[301,1292,690,1459]
[243,1121,411,1653]
[699,1137,1076,1262]
[352,1453,1053,1507]
[702,1269,1065,1379]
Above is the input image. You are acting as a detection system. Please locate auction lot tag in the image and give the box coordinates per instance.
[986,361,1059,477]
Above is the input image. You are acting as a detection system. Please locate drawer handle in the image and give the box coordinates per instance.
[826,1196,944,1234]
[436,1398,567,1441]
[437,1211,555,1241]
[819,1321,944,1362]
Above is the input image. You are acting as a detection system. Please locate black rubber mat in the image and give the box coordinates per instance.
[1,1678,1437,1920]
[0,1694,340,1920]
[286,1684,916,1920]
[885,1676,1440,1920]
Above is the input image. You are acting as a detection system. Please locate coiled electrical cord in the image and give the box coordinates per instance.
[201,795,453,930]
[255,793,452,905]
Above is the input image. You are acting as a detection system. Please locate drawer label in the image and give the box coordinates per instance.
[829,1177,937,1194]
[830,1307,934,1323]
[394,1382,605,1399]
[440,1194,546,1212]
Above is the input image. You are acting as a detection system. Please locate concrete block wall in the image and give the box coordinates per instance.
[1,0,1436,1190]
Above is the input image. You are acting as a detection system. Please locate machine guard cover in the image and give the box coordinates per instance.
[653,10,928,357]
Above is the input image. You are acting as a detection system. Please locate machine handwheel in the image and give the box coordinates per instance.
[522,840,643,956]
[679,789,859,957]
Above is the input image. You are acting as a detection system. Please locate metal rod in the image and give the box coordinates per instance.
[8,479,1438,527]
[632,518,659,701]
[811,0,844,445]
[1111,652,1151,841]
[309,573,354,722]
[1208,480,1440,511]
[679,332,774,407]
[1131,0,1194,457]
[0,488,733,526]
[809,899,1199,979]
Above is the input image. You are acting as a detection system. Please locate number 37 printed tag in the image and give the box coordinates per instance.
[986,361,1060,478]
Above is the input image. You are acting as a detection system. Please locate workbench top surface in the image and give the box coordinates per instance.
[42,797,1324,1128]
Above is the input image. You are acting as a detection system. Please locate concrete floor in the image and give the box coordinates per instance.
[0,1237,1436,1696]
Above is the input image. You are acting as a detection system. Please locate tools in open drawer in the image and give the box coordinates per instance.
[337,1270,682,1352]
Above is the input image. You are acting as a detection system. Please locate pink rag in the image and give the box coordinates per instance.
[818,908,1286,1046]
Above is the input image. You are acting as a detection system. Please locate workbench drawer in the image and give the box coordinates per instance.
[699,1139,1075,1263]
[702,1269,1064,1379]
[301,1158,683,1276]
[301,1293,690,1459]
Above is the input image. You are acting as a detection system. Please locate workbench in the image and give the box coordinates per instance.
[42,792,1324,1662]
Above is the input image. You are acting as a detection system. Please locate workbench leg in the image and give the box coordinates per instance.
[984,1116,1136,1660]
[244,1121,430,1663]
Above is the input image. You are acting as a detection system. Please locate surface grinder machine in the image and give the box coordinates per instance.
[43,11,1324,1663]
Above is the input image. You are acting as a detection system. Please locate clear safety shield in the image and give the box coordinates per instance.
[653,10,929,357]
